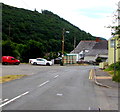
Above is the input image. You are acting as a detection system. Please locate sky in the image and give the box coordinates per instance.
[1,0,120,40]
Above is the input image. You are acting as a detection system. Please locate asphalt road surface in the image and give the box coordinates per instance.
[1,64,118,110]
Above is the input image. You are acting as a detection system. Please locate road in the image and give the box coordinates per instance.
[1,64,118,110]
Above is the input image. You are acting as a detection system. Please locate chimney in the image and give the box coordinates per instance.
[96,37,101,42]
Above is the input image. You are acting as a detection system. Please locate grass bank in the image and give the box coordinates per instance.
[105,62,120,82]
[0,75,27,83]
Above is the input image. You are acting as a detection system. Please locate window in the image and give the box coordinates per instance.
[11,58,15,60]
[110,39,115,48]
[37,59,44,61]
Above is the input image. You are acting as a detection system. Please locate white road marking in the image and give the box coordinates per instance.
[56,93,63,96]
[1,99,9,103]
[0,91,29,108]
[0,76,57,107]
[54,75,59,78]
[38,80,50,87]
[1,79,51,107]
[0,99,9,103]
[88,106,101,110]
[3,99,9,102]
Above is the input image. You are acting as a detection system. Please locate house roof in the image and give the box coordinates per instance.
[85,49,108,56]
[92,40,108,49]
[70,40,108,56]
[71,41,96,53]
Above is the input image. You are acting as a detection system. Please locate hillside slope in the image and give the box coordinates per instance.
[2,3,96,62]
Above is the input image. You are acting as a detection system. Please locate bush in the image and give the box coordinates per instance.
[108,62,120,82]
[112,70,120,82]
[109,61,120,71]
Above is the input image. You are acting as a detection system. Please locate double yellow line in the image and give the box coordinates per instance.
[89,69,94,80]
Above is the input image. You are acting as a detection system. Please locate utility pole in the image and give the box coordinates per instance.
[61,28,65,65]
[62,28,65,56]
[61,28,69,66]
[74,36,76,53]
[114,38,116,77]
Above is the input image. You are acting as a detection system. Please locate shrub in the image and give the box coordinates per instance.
[112,70,120,82]
[109,61,120,71]
[106,61,120,82]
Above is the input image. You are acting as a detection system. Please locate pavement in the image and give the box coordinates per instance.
[94,69,119,88]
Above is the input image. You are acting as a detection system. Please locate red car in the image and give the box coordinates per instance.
[2,56,20,65]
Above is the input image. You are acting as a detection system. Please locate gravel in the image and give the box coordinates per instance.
[2,64,61,76]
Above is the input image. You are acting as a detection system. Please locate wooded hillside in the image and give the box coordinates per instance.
[2,3,97,62]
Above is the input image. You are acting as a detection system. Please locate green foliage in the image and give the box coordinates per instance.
[111,26,120,37]
[2,40,20,57]
[96,57,102,62]
[110,62,120,82]
[108,61,120,71]
[44,52,58,60]
[106,62,120,82]
[2,3,97,62]
[112,70,120,82]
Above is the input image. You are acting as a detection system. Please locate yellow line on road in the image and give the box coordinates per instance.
[89,69,94,80]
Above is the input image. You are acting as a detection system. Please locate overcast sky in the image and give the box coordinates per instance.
[1,0,120,39]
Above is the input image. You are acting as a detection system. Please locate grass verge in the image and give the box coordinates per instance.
[0,75,27,83]
[104,61,120,82]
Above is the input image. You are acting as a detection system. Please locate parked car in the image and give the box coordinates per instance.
[2,56,20,65]
[54,57,62,64]
[29,58,53,66]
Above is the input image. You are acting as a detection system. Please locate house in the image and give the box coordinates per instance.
[108,35,120,65]
[71,40,97,60]
[70,38,108,63]
[99,35,120,69]
[84,40,108,62]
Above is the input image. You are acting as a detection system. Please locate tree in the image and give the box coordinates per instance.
[110,2,120,37]
[2,3,97,62]
[2,40,20,57]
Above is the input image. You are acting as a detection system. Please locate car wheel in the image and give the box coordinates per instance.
[2,62,5,65]
[3,62,8,65]
[15,62,20,65]
[46,63,50,66]
[33,62,37,65]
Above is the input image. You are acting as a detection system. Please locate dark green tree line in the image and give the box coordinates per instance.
[2,3,98,62]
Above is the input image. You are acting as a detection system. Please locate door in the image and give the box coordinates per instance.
[10,57,16,64]
[36,59,45,65]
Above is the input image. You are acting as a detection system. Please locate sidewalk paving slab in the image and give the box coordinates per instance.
[95,69,119,88]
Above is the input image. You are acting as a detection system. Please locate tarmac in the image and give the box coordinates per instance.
[93,69,119,88]
[93,69,120,111]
